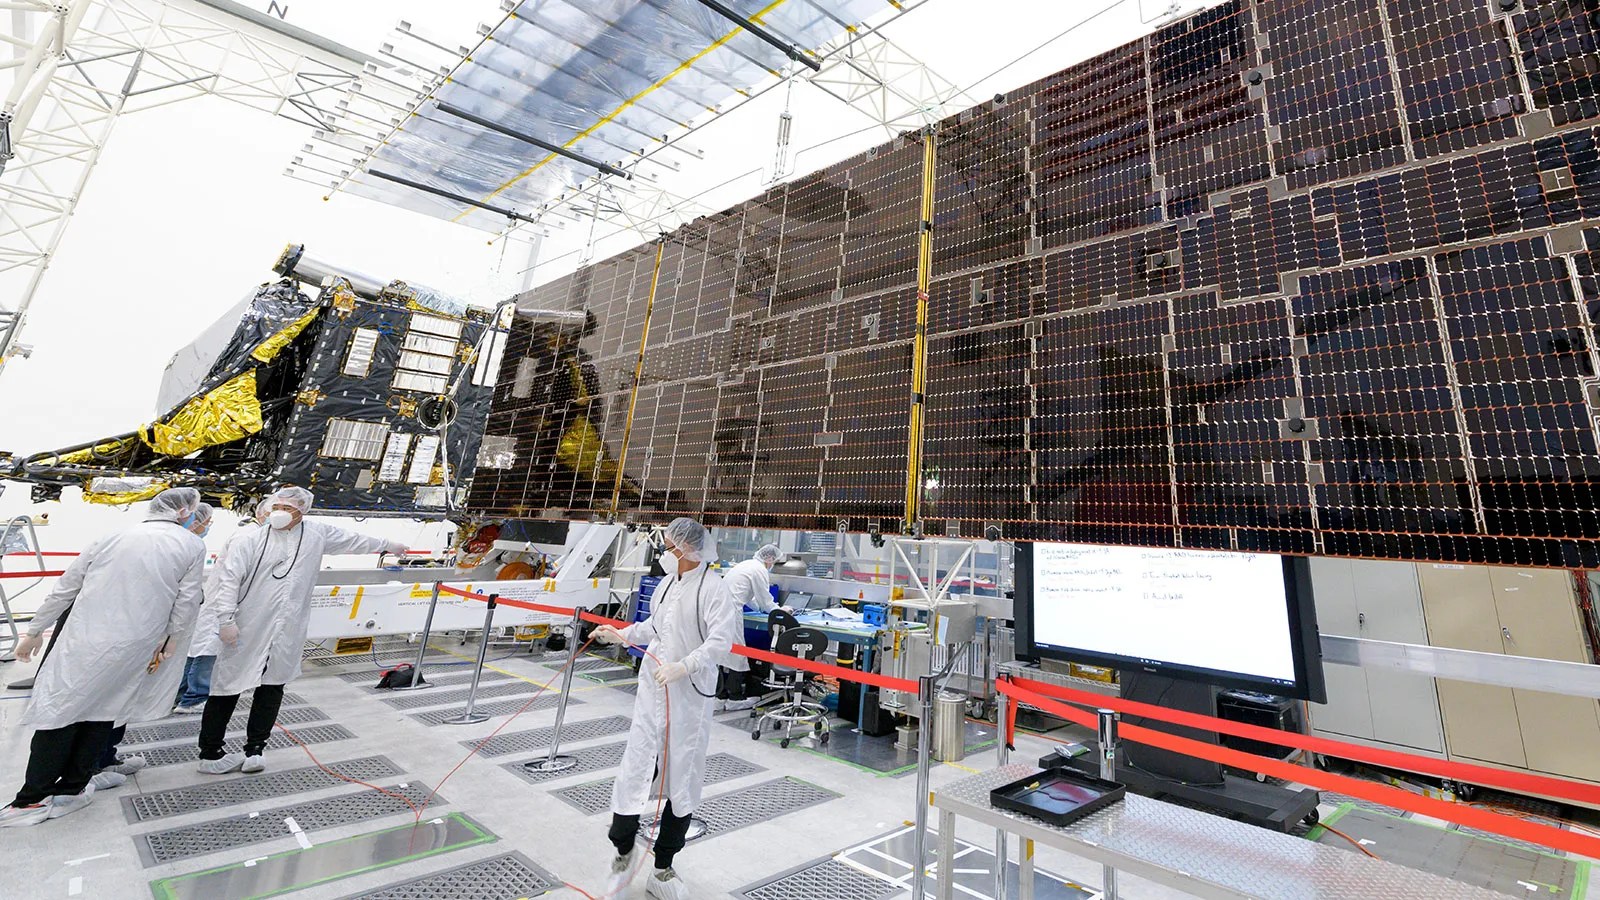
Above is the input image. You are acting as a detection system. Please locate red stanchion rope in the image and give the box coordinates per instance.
[998,679,1600,859]
[0,570,64,578]
[441,583,919,694]
[1008,675,1600,807]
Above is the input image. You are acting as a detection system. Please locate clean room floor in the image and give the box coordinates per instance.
[0,638,1530,899]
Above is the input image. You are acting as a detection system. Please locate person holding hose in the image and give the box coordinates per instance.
[195,486,406,775]
[593,517,739,899]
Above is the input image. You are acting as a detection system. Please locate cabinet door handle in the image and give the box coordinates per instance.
[1502,626,1514,642]
[1357,612,1366,628]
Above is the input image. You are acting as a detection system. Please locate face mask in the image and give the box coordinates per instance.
[267,509,294,530]
[181,512,197,529]
[660,549,680,572]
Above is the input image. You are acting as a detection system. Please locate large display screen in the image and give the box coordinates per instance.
[1015,541,1326,701]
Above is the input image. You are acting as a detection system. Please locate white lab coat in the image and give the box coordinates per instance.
[188,524,262,660]
[207,520,392,696]
[23,520,205,730]
[721,558,776,673]
[120,524,259,725]
[611,563,740,816]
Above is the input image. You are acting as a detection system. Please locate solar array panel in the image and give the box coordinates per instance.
[469,0,1600,568]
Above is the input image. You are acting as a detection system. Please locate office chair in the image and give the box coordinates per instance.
[752,611,830,749]
[737,608,799,715]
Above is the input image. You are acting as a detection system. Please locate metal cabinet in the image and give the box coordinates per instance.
[1307,558,1445,753]
[1418,564,1600,782]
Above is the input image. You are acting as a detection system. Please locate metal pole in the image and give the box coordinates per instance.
[993,687,1010,900]
[1098,709,1120,900]
[444,593,498,725]
[523,608,583,773]
[912,673,936,900]
[393,583,441,690]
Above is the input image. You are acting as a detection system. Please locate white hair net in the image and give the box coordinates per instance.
[755,544,781,565]
[146,487,202,523]
[269,486,315,512]
[194,502,215,523]
[664,517,714,563]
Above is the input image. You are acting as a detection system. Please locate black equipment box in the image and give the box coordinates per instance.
[838,679,897,737]
[1216,690,1300,759]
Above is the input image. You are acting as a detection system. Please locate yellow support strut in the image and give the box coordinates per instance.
[903,127,937,535]
[611,240,667,515]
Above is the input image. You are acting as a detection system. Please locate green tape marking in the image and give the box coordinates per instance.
[148,812,494,900]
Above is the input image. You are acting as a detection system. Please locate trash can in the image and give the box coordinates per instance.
[933,691,967,762]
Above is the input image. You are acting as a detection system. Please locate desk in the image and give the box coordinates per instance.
[932,765,1504,900]
[742,611,882,646]
[743,613,923,727]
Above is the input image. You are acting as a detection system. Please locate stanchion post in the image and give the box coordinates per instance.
[1098,708,1120,900]
[523,607,583,773]
[444,593,498,726]
[912,673,936,900]
[395,583,442,690]
[994,685,1010,900]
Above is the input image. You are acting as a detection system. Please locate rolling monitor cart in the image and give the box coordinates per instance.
[1018,541,1324,832]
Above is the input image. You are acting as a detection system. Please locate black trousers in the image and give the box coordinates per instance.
[198,683,285,759]
[609,800,693,869]
[13,720,114,807]
[95,724,126,771]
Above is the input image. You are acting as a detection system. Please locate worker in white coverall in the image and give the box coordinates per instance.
[593,517,740,900]
[715,543,786,712]
[86,503,218,790]
[173,498,271,714]
[196,486,406,775]
[0,488,206,828]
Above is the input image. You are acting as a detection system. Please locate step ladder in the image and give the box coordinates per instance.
[0,515,47,665]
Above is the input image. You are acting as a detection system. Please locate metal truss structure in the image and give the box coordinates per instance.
[0,0,379,377]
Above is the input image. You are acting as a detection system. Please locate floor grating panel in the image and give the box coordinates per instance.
[459,715,632,757]
[552,753,766,815]
[543,657,624,673]
[692,778,841,839]
[308,648,459,668]
[409,694,574,726]
[502,742,628,784]
[739,858,901,900]
[122,756,405,822]
[135,784,437,866]
[381,680,552,710]
[123,705,329,746]
[350,669,514,690]
[137,724,356,768]
[340,851,561,899]
[578,668,637,684]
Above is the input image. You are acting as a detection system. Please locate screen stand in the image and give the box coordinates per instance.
[1039,671,1320,833]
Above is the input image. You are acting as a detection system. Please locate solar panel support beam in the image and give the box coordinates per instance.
[692,0,822,72]
[366,169,539,224]
[434,102,632,180]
